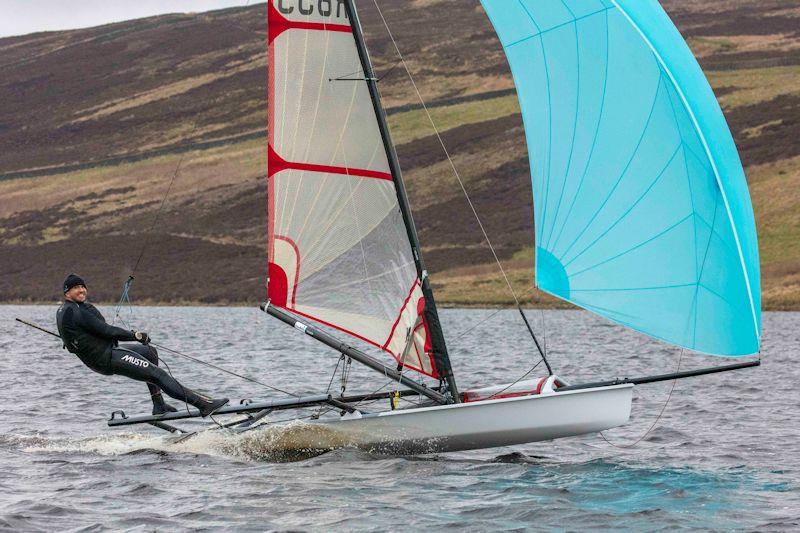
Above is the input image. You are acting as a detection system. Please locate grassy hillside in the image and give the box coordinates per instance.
[0,0,798,309]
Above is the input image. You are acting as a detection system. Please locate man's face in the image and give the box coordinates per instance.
[65,284,87,303]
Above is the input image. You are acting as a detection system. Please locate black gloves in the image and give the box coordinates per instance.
[133,331,151,345]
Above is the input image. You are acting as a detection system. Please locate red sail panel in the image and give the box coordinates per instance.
[267,0,437,377]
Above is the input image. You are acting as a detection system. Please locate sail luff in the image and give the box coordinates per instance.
[344,0,459,401]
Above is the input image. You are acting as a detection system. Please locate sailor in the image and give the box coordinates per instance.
[56,273,228,417]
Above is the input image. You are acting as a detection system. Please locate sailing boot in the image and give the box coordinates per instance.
[151,391,179,416]
[184,390,229,417]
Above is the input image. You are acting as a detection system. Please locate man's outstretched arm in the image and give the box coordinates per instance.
[78,306,137,342]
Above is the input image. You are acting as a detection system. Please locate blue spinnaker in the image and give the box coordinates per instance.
[480,0,761,355]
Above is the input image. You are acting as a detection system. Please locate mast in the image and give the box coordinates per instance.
[344,0,460,402]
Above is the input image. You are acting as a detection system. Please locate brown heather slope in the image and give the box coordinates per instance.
[0,1,798,308]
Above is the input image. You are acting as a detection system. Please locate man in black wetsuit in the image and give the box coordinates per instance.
[56,273,228,417]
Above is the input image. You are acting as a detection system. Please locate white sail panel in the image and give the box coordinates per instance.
[272,29,389,172]
[267,0,437,377]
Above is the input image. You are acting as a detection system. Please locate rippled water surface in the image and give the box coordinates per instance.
[1,305,798,531]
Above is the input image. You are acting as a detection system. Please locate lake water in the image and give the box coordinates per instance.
[1,305,798,531]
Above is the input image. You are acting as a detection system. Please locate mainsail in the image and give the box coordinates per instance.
[266,0,456,385]
[481,0,761,356]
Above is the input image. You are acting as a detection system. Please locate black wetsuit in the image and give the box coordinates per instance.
[56,300,135,374]
[56,300,206,411]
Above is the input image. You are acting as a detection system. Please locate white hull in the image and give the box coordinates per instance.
[250,384,634,455]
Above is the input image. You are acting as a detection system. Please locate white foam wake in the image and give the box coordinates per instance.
[6,420,353,463]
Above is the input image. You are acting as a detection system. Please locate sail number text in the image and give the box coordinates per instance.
[277,0,349,19]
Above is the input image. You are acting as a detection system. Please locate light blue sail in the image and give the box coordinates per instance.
[480,0,761,355]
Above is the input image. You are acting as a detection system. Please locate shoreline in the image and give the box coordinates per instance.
[2,299,797,312]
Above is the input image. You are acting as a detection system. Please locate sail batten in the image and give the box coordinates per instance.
[266,0,454,382]
[482,0,761,356]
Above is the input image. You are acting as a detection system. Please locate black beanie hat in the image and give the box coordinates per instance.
[63,273,86,293]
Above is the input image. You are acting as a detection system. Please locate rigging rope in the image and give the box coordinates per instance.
[540,308,548,359]
[348,380,393,410]
[449,285,539,345]
[484,359,544,401]
[370,0,521,307]
[600,349,684,449]
[377,57,404,82]
[315,355,345,417]
[341,356,352,395]
[371,0,552,373]
[150,341,300,398]
[130,140,193,277]
[111,119,203,322]
[155,351,193,416]
[112,276,135,327]
[115,0,262,308]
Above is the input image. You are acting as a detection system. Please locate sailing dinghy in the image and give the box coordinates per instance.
[108,0,761,455]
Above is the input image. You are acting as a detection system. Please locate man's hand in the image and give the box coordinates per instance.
[133,331,151,345]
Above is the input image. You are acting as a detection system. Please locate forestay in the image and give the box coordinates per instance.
[266,0,439,376]
[481,0,761,356]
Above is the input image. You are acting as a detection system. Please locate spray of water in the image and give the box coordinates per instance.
[6,421,359,463]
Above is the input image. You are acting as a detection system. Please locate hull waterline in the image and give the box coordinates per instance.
[245,384,634,455]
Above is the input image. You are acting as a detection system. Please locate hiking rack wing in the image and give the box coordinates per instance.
[107,394,350,427]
